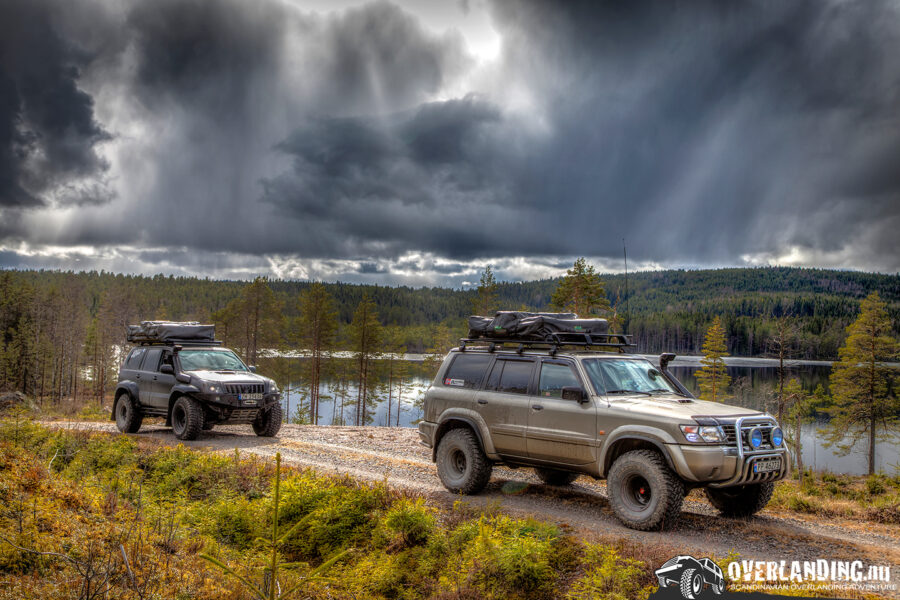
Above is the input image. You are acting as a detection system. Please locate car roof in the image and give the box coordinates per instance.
[450,348,646,360]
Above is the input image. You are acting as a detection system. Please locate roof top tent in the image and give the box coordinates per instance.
[463,311,632,353]
[125,321,221,346]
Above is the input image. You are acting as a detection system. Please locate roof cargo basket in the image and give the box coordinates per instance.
[462,312,633,354]
[126,321,221,345]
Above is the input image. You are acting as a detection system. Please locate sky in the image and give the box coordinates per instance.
[1,0,899,287]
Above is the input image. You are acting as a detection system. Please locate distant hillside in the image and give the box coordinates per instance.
[4,266,899,360]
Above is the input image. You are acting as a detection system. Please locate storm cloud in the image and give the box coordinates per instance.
[1,0,899,282]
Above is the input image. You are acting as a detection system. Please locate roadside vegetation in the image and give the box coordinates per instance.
[768,470,900,525]
[0,420,667,600]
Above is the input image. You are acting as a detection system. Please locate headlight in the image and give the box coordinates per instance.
[680,424,725,443]
[203,382,221,394]
[770,427,783,447]
[748,427,763,449]
[268,381,279,394]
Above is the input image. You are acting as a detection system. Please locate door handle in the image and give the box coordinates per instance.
[532,404,543,411]
[153,376,158,381]
[477,399,488,405]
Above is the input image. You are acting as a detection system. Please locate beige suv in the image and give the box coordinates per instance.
[418,341,789,530]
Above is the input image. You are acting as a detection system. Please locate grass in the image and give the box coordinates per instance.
[767,470,900,524]
[0,419,661,600]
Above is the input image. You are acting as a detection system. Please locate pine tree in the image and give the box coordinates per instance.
[696,316,731,402]
[825,291,899,475]
[550,257,610,317]
[349,294,383,426]
[472,265,499,315]
[295,283,338,425]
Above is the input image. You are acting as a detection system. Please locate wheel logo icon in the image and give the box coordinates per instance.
[655,555,725,599]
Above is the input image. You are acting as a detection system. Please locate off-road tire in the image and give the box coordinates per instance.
[114,393,143,434]
[712,577,725,595]
[607,449,684,531]
[171,396,203,441]
[680,568,704,600]
[705,482,775,517]
[252,402,283,437]
[436,428,492,495]
[535,467,579,486]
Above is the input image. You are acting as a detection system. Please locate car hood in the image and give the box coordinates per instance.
[604,394,766,420]
[185,370,268,384]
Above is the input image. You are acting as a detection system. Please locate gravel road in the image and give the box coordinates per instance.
[50,421,900,596]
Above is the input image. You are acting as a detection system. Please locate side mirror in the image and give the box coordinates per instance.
[159,364,175,375]
[561,386,587,403]
[249,365,257,373]
[175,373,191,384]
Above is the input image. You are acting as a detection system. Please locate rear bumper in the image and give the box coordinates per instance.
[418,421,436,448]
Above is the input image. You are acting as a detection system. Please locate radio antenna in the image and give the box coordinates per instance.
[623,238,628,334]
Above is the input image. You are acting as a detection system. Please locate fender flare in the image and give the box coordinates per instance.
[432,414,492,461]
[599,431,678,477]
[166,385,201,424]
[111,383,140,421]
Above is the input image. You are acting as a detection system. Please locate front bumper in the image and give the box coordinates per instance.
[197,392,281,424]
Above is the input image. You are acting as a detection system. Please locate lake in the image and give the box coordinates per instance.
[274,358,898,475]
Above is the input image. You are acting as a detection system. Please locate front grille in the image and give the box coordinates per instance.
[224,383,264,395]
[721,424,737,445]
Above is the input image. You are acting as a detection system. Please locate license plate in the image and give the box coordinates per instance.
[239,393,263,402]
[753,458,781,473]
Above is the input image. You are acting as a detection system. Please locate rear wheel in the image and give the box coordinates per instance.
[436,428,492,494]
[252,403,283,437]
[171,396,203,440]
[535,467,579,486]
[114,393,143,434]
[607,449,684,531]
[705,482,774,517]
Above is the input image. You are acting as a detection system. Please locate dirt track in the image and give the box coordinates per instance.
[50,421,900,596]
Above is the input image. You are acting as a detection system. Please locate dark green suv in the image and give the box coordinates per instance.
[113,339,282,441]
[418,341,789,530]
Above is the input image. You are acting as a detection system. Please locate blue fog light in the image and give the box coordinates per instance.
[771,427,783,447]
[749,428,763,449]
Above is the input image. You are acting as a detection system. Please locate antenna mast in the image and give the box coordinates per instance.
[623,238,628,334]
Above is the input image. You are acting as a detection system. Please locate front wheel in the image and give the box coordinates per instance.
[680,568,704,600]
[253,403,283,437]
[607,449,684,531]
[115,393,143,434]
[705,482,774,517]
[435,428,492,494]
[171,396,203,440]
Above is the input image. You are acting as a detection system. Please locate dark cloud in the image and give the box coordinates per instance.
[1,0,899,278]
[0,0,110,207]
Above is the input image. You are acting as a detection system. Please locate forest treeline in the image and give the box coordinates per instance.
[1,266,898,408]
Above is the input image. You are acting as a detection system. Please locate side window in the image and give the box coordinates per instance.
[141,348,162,372]
[539,362,582,398]
[442,353,492,389]
[125,348,146,369]
[495,360,534,395]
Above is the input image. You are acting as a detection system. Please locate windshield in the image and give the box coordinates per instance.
[179,349,249,372]
[582,358,678,396]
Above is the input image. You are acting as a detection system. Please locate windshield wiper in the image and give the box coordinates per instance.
[607,389,652,396]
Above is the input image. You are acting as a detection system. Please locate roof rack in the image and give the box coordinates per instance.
[136,339,223,347]
[458,332,634,356]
